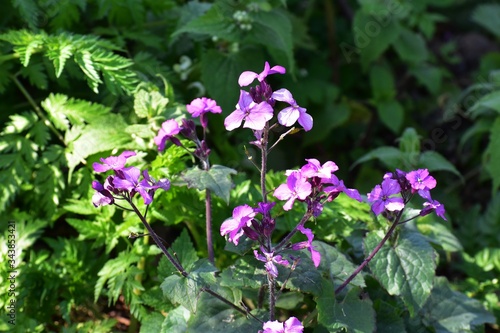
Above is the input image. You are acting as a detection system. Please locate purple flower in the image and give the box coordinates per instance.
[274,171,312,211]
[113,166,154,205]
[367,178,404,215]
[238,61,286,87]
[300,159,338,179]
[261,317,304,333]
[154,119,181,151]
[220,205,256,245]
[419,190,447,220]
[93,151,136,173]
[91,180,114,207]
[272,88,313,131]
[405,169,436,192]
[141,170,171,192]
[186,97,222,128]
[323,175,362,202]
[254,248,289,278]
[224,91,274,131]
[292,225,321,267]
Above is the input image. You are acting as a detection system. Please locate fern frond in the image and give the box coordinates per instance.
[11,0,40,29]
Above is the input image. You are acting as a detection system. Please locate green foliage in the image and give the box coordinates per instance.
[1,0,498,331]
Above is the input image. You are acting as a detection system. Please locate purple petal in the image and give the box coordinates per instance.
[298,111,313,131]
[224,110,246,131]
[277,106,300,127]
[238,71,259,87]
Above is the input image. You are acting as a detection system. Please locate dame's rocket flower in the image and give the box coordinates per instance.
[367,178,404,215]
[238,61,286,87]
[154,119,181,150]
[224,90,274,131]
[93,151,136,173]
[272,88,313,131]
[261,317,304,333]
[220,205,256,245]
[186,97,222,128]
[274,171,312,211]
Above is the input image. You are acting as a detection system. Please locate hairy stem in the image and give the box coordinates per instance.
[334,210,404,295]
[260,125,269,203]
[267,274,276,321]
[129,200,188,277]
[205,189,214,264]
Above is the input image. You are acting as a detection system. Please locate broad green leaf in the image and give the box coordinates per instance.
[414,218,462,252]
[182,165,236,204]
[352,146,403,169]
[161,259,217,313]
[370,65,396,102]
[352,11,402,69]
[410,64,442,94]
[303,101,350,146]
[365,228,435,315]
[283,251,323,296]
[484,117,500,192]
[374,300,406,333]
[219,256,267,289]
[171,229,199,271]
[471,4,500,38]
[420,277,496,332]
[139,313,167,333]
[134,90,169,118]
[317,281,376,333]
[393,28,428,64]
[314,241,365,289]
[161,306,191,333]
[375,100,404,134]
[249,9,294,70]
[468,90,500,117]
[186,292,264,332]
[418,150,462,179]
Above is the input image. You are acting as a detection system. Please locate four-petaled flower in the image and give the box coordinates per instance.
[419,190,447,220]
[91,180,114,207]
[220,205,256,245]
[93,151,136,173]
[405,169,436,192]
[323,174,362,202]
[112,167,156,205]
[292,225,321,267]
[272,88,313,131]
[238,61,286,87]
[254,248,290,278]
[261,317,304,333]
[367,178,404,215]
[186,97,222,128]
[154,119,181,150]
[274,171,312,211]
[224,90,274,131]
[300,158,338,179]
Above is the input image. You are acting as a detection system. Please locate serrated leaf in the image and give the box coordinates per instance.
[468,90,500,117]
[375,100,404,134]
[317,281,376,333]
[134,90,169,118]
[161,259,217,313]
[314,241,366,289]
[484,117,500,192]
[219,256,267,289]
[393,28,428,64]
[161,306,191,333]
[12,0,40,29]
[418,150,462,179]
[414,218,463,252]
[420,277,496,332]
[182,165,236,204]
[283,250,323,295]
[45,38,74,78]
[171,229,199,271]
[19,61,47,89]
[365,228,435,315]
[74,50,102,93]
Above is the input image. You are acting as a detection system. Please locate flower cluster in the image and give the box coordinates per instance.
[367,168,446,220]
[92,151,170,206]
[224,62,313,132]
[274,159,362,215]
[260,317,304,333]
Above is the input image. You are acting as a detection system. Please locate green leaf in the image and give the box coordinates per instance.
[471,4,500,38]
[420,277,496,332]
[393,28,428,64]
[414,218,463,252]
[45,36,74,78]
[484,117,500,192]
[161,306,191,333]
[12,0,40,29]
[370,65,396,101]
[74,50,102,93]
[352,146,403,170]
[468,90,500,117]
[418,150,462,179]
[19,61,47,89]
[374,300,407,333]
[186,292,264,332]
[352,11,402,69]
[182,165,236,204]
[365,228,435,315]
[161,259,217,313]
[398,127,421,154]
[375,100,404,134]
[219,256,267,289]
[249,9,294,70]
[283,250,323,296]
[314,241,366,289]
[410,64,442,94]
[134,89,169,118]
[171,229,199,271]
[317,281,376,333]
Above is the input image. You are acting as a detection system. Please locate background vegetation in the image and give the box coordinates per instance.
[0,0,499,332]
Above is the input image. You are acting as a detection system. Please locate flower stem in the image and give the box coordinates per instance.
[267,274,276,321]
[334,210,404,295]
[205,188,214,264]
[128,200,188,277]
[260,124,269,203]
[274,210,313,252]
